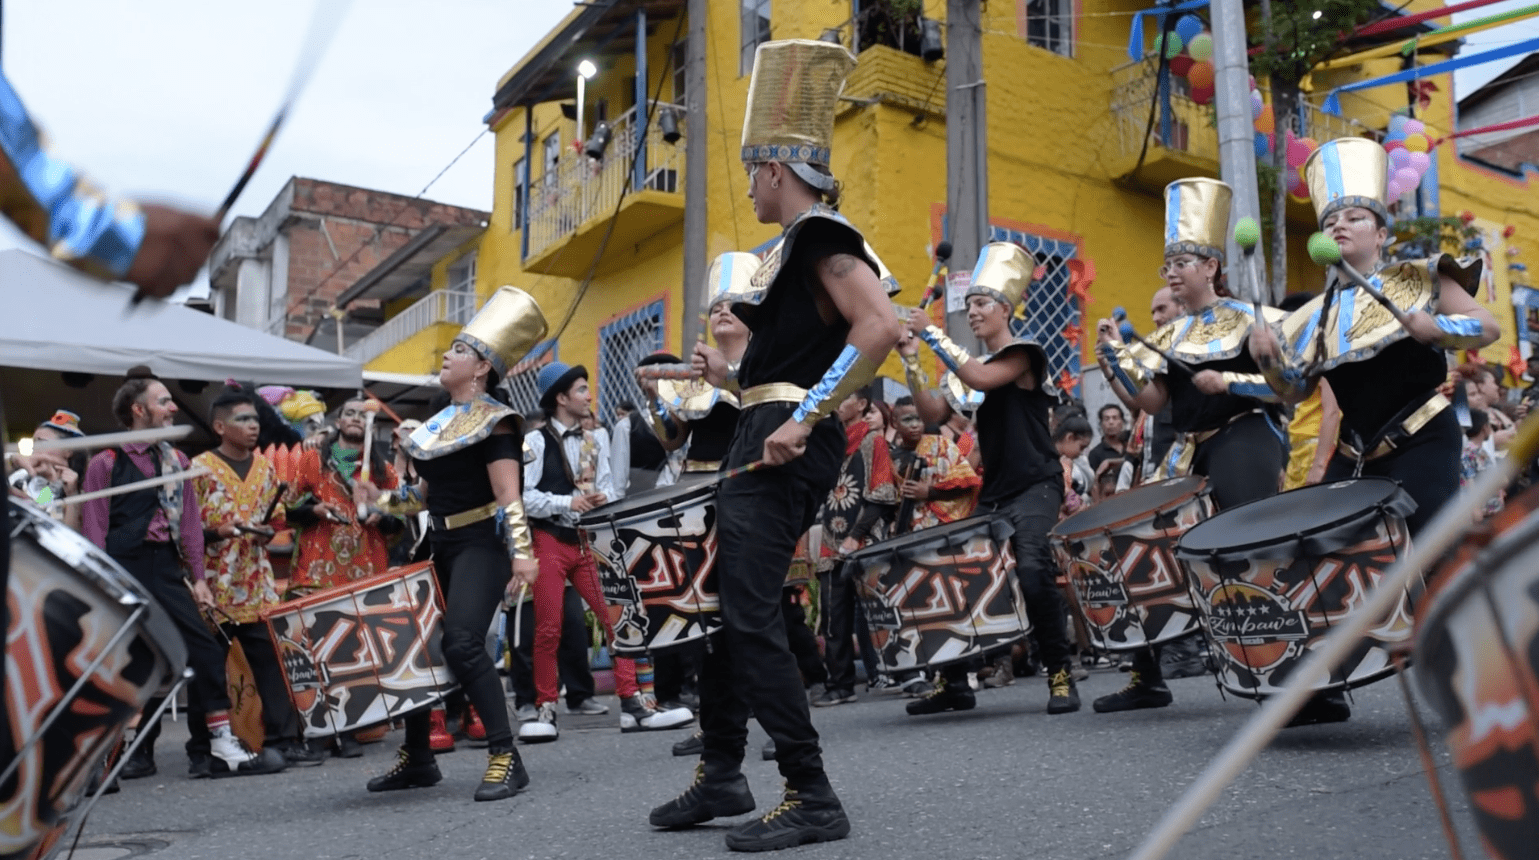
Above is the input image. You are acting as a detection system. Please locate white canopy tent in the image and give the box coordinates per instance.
[0,249,361,437]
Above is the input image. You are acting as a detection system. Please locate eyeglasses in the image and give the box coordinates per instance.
[1157,258,1201,279]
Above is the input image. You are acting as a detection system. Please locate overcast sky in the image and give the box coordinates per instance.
[0,1,1532,278]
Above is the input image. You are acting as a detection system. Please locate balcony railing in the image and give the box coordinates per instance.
[344,289,478,366]
[1109,57,1381,172]
[525,100,686,260]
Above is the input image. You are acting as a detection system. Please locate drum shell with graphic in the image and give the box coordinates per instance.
[579,479,721,655]
[262,561,455,739]
[1412,490,1539,860]
[1051,477,1210,653]
[848,516,1029,672]
[1176,478,1416,699]
[2,500,187,860]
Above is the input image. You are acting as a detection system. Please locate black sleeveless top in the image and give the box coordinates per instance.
[1324,338,1447,448]
[977,382,1060,506]
[687,403,739,464]
[413,434,518,546]
[1166,353,1269,434]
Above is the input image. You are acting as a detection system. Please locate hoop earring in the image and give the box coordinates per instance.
[771,180,780,189]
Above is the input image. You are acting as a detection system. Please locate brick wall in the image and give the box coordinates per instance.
[1467,130,1539,176]
[280,178,487,343]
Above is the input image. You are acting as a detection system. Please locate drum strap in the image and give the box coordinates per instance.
[1336,392,1449,466]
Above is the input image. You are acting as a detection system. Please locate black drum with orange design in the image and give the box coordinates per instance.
[1175,478,1417,699]
[1413,487,1539,860]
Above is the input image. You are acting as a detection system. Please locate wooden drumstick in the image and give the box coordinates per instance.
[14,425,192,455]
[356,402,380,520]
[56,467,211,506]
[1128,409,1539,860]
[635,362,701,381]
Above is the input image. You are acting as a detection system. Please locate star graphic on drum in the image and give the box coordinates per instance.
[1205,582,1309,672]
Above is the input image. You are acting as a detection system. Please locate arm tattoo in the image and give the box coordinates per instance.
[819,253,861,279]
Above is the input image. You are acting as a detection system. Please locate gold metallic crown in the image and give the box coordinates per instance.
[964,242,1035,308]
[1163,178,1232,263]
[456,287,548,377]
[1306,137,1388,227]
[707,252,763,308]
[740,40,856,166]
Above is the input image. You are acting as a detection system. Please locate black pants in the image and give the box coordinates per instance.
[405,538,513,753]
[700,457,829,782]
[1191,412,1286,510]
[653,640,703,705]
[507,587,595,709]
[165,621,300,754]
[818,564,861,693]
[783,586,826,688]
[118,543,230,758]
[988,481,1073,673]
[1325,407,1462,537]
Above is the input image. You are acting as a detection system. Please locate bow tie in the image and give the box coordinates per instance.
[562,428,583,439]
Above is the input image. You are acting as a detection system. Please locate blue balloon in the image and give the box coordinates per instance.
[1388,114,1410,134]
[1254,132,1270,157]
[1175,14,1204,44]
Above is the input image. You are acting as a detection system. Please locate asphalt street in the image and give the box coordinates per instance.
[77,669,1480,860]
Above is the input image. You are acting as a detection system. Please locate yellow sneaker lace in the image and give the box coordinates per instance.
[1049,667,1072,696]
[761,787,803,822]
[1123,670,1145,692]
[483,752,513,784]
[385,748,412,776]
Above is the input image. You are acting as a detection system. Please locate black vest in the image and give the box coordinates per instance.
[105,448,163,559]
[533,426,580,542]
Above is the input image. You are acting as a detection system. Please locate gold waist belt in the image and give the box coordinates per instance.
[1337,393,1450,462]
[432,501,499,531]
[740,383,808,409]
[683,460,723,472]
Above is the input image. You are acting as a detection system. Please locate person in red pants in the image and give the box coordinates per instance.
[518,363,693,742]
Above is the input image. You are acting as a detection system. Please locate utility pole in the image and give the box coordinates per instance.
[945,0,986,349]
[1211,0,1265,303]
[680,0,708,348]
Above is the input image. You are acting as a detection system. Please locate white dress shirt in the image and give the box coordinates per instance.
[523,417,615,528]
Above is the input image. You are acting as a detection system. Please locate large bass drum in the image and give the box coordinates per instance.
[1,499,187,859]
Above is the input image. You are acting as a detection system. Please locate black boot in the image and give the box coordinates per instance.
[1046,665,1082,715]
[366,747,442,792]
[905,675,976,716]
[473,749,530,801]
[672,731,704,757]
[1285,691,1351,727]
[1094,650,1172,713]
[120,744,156,780]
[650,761,756,829]
[724,773,850,852]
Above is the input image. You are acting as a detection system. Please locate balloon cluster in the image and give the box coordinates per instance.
[1381,115,1434,201]
[1159,15,1218,105]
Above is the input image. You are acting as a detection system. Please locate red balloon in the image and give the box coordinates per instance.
[1187,61,1215,90]
[1383,139,1405,152]
[1169,55,1194,78]
[1191,84,1214,105]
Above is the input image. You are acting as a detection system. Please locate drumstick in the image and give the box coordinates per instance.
[128,0,351,306]
[1234,217,1268,321]
[1307,232,1415,329]
[261,481,288,524]
[55,466,212,506]
[1128,408,1539,860]
[14,425,192,455]
[635,363,701,381]
[718,459,768,482]
[357,402,380,520]
[509,582,528,650]
[1111,308,1195,376]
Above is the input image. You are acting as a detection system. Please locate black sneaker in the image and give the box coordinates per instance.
[1285,691,1352,727]
[649,762,756,829]
[811,688,857,708]
[334,734,364,759]
[1046,667,1081,715]
[473,750,530,802]
[120,746,156,780]
[672,731,704,757]
[188,753,212,779]
[279,742,327,767]
[1092,671,1175,713]
[905,678,976,715]
[723,779,850,852]
[366,747,442,792]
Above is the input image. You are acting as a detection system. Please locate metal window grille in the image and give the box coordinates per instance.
[597,300,666,423]
[500,341,556,417]
[1024,0,1074,58]
[989,226,1083,398]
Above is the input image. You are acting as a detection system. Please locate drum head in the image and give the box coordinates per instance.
[1051,476,1205,538]
[849,515,1014,562]
[579,476,719,525]
[1176,477,1414,563]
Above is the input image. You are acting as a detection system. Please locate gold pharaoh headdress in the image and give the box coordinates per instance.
[740,39,856,192]
[707,252,762,309]
[964,242,1035,308]
[1305,137,1389,228]
[455,287,548,377]
[1163,178,1232,263]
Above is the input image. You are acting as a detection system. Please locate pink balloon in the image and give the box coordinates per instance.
[1395,166,1420,190]
[1389,148,1412,169]
[1386,179,1403,199]
[1285,169,1304,192]
[1407,151,1431,173]
[1383,139,1405,152]
[1286,139,1312,168]
[1404,119,1425,135]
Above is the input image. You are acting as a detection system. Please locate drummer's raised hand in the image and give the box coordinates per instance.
[1095,318,1122,346]
[1248,320,1282,370]
[512,558,539,590]
[763,419,810,466]
[692,341,728,389]
[904,307,930,337]
[1192,370,1227,395]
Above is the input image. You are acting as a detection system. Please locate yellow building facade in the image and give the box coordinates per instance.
[363,0,1538,415]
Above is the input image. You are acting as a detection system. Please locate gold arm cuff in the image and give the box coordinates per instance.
[645,400,674,441]
[376,484,424,516]
[741,383,810,408]
[923,326,973,374]
[793,350,881,427]
[501,499,535,560]
[722,361,742,395]
[901,352,930,391]
[1432,314,1489,350]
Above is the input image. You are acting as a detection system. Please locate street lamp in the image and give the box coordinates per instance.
[576,59,598,144]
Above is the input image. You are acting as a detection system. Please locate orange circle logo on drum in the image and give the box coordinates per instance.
[1205,582,1310,671]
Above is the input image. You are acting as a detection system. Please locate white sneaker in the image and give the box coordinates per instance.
[619,694,695,733]
[564,697,609,716]
[513,704,539,722]
[210,732,258,768]
[518,703,559,743]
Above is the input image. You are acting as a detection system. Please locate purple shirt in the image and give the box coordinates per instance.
[82,442,205,580]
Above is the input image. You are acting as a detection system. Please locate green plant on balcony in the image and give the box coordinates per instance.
[1389,216,1483,262]
[857,0,925,57]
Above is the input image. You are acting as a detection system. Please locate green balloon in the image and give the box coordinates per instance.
[1188,33,1214,62]
[1154,32,1184,59]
